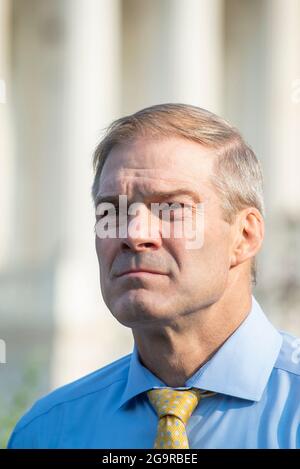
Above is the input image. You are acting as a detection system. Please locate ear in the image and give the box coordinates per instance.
[230,207,265,269]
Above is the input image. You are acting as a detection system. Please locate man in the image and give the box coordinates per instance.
[8,103,300,449]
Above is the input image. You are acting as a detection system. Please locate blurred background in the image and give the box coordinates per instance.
[0,0,300,447]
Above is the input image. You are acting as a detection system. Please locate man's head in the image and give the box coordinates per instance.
[91,103,264,328]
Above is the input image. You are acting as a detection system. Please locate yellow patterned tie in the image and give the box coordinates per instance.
[147,388,213,449]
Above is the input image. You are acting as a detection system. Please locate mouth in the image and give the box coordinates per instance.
[116,269,166,278]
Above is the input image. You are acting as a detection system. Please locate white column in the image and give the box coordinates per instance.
[123,0,224,114]
[0,0,14,268]
[166,0,224,112]
[266,0,300,215]
[261,0,300,333]
[2,0,70,327]
[51,0,132,388]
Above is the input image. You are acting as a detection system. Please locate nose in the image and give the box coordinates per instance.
[120,202,162,251]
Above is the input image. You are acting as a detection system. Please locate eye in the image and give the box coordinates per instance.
[158,202,187,221]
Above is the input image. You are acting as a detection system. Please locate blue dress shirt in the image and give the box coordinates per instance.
[7,296,300,448]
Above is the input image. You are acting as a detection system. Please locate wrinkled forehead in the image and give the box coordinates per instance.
[97,137,216,197]
[99,171,202,196]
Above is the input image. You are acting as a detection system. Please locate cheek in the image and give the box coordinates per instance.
[187,219,232,270]
[95,237,103,263]
[202,222,232,272]
[95,238,115,272]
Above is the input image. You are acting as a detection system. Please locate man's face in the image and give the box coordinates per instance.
[95,137,234,328]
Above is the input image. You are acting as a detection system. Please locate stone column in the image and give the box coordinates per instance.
[0,0,13,268]
[265,0,300,215]
[261,0,300,332]
[122,0,224,114]
[224,0,300,334]
[51,0,133,387]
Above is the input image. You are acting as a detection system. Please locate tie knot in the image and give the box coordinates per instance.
[147,388,202,425]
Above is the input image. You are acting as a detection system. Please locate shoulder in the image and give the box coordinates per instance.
[8,352,131,445]
[274,330,300,377]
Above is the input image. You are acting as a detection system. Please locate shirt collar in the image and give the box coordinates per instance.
[118,296,282,407]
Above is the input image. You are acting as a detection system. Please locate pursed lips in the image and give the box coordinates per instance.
[115,269,166,277]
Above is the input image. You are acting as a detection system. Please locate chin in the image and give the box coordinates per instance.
[109,290,171,327]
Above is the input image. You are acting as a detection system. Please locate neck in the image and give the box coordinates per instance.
[132,282,252,387]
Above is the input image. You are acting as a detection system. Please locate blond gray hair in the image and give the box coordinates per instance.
[91,103,264,284]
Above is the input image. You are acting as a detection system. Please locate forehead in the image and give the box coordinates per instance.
[98,137,216,197]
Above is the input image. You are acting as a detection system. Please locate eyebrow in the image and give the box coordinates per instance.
[95,188,202,207]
